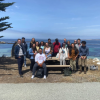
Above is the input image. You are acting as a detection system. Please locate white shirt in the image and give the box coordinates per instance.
[18,44,24,56]
[35,53,46,64]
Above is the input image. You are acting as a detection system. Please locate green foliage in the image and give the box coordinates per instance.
[0,0,15,37]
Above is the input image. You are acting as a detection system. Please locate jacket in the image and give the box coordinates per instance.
[79,46,89,57]
[29,48,35,59]
[21,42,28,53]
[48,42,53,50]
[53,42,61,53]
[14,44,24,59]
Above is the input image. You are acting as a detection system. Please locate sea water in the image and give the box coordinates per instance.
[0,39,100,59]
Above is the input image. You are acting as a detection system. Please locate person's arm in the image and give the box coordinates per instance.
[79,47,82,57]
[41,54,46,66]
[35,54,40,66]
[29,48,35,56]
[86,47,89,57]
[14,46,19,58]
[75,49,79,59]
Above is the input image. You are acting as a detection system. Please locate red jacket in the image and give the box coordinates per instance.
[53,42,61,53]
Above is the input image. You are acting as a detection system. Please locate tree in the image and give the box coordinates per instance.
[0,0,15,37]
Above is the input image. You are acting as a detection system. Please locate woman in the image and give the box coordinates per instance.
[36,41,39,52]
[40,41,45,53]
[43,42,52,59]
[30,38,36,48]
[59,43,68,65]
[68,43,79,73]
[29,43,37,72]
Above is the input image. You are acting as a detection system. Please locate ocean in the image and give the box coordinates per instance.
[0,39,100,59]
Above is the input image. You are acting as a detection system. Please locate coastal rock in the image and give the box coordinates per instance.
[0,41,6,44]
[93,58,99,62]
[97,62,100,65]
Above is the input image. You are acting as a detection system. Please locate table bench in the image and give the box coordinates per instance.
[46,57,71,75]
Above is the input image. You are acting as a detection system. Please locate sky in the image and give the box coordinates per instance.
[0,0,100,39]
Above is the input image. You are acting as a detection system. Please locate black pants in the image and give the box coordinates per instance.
[32,63,47,75]
[17,56,24,75]
[76,55,80,70]
[52,52,57,57]
[30,59,35,71]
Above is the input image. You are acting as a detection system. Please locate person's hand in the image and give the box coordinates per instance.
[84,56,86,59]
[39,64,42,67]
[74,57,76,60]
[68,56,72,59]
[81,56,83,59]
[19,56,21,58]
[46,55,47,58]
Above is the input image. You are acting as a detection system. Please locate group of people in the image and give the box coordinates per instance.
[14,37,89,79]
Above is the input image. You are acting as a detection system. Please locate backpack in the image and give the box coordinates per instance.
[26,50,31,58]
[35,68,44,78]
[64,67,72,76]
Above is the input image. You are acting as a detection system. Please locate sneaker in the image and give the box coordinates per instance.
[43,75,46,79]
[24,65,27,67]
[31,75,34,79]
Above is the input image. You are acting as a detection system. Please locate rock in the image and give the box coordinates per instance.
[97,62,100,65]
[93,58,99,62]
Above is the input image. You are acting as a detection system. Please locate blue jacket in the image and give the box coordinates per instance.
[21,42,28,53]
[14,44,24,59]
[29,48,35,59]
[79,46,89,57]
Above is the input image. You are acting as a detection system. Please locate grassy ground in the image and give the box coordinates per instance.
[0,57,100,83]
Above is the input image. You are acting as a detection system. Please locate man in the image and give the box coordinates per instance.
[31,48,47,79]
[53,38,61,57]
[79,41,89,74]
[74,40,77,45]
[15,39,24,77]
[62,38,68,47]
[21,37,28,67]
[48,38,53,51]
[75,39,82,70]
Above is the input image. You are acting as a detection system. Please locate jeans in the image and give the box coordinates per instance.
[32,63,47,75]
[46,54,52,58]
[24,52,26,66]
[17,56,24,75]
[30,59,35,71]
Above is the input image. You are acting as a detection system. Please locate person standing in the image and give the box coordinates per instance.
[53,38,61,57]
[15,39,24,77]
[31,48,47,79]
[75,39,82,70]
[30,38,36,48]
[68,43,79,73]
[21,37,28,67]
[67,41,71,50]
[59,43,68,65]
[48,38,53,51]
[29,43,37,72]
[62,38,68,48]
[79,41,89,74]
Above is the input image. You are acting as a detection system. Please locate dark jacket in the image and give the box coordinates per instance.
[14,44,24,59]
[48,42,53,50]
[21,42,28,53]
[79,46,89,57]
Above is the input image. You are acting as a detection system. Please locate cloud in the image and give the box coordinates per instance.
[86,25,100,27]
[71,18,81,21]
[15,6,19,9]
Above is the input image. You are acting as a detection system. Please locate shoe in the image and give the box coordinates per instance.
[24,65,27,67]
[31,75,34,79]
[20,75,23,77]
[79,71,82,74]
[43,75,46,79]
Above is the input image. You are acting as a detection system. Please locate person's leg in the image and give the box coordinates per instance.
[30,59,35,71]
[32,63,38,75]
[78,58,82,74]
[24,54,26,67]
[60,59,62,65]
[47,54,51,58]
[84,58,87,74]
[70,59,73,71]
[17,58,22,75]
[42,63,47,79]
[73,60,76,71]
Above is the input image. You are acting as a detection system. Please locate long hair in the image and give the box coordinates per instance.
[39,41,45,47]
[31,38,36,44]
[36,41,40,46]
[31,43,37,52]
[69,43,78,56]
